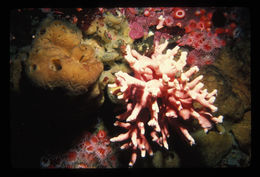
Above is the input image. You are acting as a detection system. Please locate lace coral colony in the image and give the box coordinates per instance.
[108,40,223,167]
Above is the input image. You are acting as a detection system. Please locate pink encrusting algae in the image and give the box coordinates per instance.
[108,40,223,166]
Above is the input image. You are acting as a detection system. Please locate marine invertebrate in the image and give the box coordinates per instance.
[178,30,226,53]
[84,10,133,63]
[25,18,103,95]
[40,129,118,168]
[33,19,83,50]
[172,8,186,19]
[177,24,225,68]
[108,40,223,166]
[186,49,217,67]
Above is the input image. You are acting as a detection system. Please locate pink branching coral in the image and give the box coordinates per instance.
[108,40,223,166]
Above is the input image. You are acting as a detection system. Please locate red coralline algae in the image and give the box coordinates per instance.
[109,40,223,166]
[129,21,145,40]
[128,13,159,40]
[147,12,160,26]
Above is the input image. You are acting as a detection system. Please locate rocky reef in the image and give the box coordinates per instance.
[10,7,251,168]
